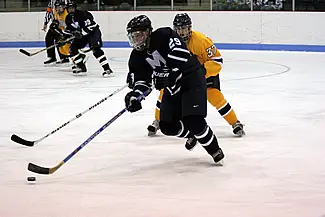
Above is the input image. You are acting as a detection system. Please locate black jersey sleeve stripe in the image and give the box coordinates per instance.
[167,54,188,62]
[172,47,190,54]
[134,81,151,94]
[168,46,191,63]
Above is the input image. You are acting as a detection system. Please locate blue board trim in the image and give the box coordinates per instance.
[0,41,324,52]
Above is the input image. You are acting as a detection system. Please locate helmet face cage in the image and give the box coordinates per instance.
[126,15,152,51]
[55,0,66,14]
[55,5,65,14]
[66,1,77,12]
[173,13,192,44]
[174,25,192,44]
[127,29,150,51]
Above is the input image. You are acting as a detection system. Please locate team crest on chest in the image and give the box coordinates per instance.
[146,50,167,69]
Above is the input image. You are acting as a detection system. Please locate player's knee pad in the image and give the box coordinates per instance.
[182,115,207,135]
[206,75,220,90]
[92,47,104,58]
[160,120,191,138]
[159,121,180,136]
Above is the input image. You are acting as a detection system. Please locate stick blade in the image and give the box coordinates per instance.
[19,49,31,56]
[28,163,50,175]
[11,134,34,147]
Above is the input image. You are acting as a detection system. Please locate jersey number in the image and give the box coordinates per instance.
[169,38,182,49]
[84,19,91,26]
[206,45,216,57]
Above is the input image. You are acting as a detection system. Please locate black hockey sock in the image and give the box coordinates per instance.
[183,115,220,155]
[176,120,191,138]
[195,125,220,155]
[93,48,110,71]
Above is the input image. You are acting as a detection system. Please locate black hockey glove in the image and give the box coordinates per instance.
[58,29,74,46]
[57,34,72,47]
[49,20,60,32]
[126,72,135,89]
[163,69,182,96]
[125,91,142,112]
[152,67,170,90]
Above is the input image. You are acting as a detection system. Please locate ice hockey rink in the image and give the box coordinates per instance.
[0,47,325,217]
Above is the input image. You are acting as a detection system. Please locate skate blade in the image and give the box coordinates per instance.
[234,130,245,137]
[102,73,115,78]
[44,62,57,67]
[73,72,87,76]
[148,131,157,136]
[185,145,197,151]
[215,159,224,166]
[55,63,73,67]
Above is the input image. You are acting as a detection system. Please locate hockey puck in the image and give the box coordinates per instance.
[27,177,36,182]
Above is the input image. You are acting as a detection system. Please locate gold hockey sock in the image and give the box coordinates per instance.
[207,88,238,126]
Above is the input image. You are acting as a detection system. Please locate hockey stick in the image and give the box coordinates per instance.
[19,36,75,57]
[11,84,128,147]
[28,88,152,175]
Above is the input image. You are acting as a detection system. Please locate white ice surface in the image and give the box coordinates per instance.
[0,48,325,217]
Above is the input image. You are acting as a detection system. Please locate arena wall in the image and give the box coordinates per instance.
[0,11,324,51]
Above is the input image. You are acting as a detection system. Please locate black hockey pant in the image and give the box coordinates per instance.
[45,29,65,60]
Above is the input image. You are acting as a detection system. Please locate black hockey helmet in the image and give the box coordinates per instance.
[126,15,153,51]
[173,13,192,44]
[127,15,152,33]
[55,0,66,7]
[66,0,77,12]
[55,0,66,14]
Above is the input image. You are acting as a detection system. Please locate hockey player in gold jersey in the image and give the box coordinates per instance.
[43,0,70,65]
[147,13,245,149]
[53,0,70,63]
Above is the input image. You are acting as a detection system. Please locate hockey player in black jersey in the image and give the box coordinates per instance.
[124,15,224,164]
[62,1,113,77]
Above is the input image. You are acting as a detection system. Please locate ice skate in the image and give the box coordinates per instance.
[212,148,224,164]
[102,68,114,77]
[44,57,57,66]
[232,121,245,137]
[72,65,87,76]
[147,120,160,136]
[56,58,70,66]
[185,137,197,151]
